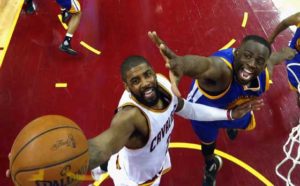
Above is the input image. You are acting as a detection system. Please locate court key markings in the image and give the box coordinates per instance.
[219,11,248,50]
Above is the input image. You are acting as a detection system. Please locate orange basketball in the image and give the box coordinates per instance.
[9,115,89,186]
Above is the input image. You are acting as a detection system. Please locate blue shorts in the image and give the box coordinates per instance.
[56,0,81,13]
[191,112,252,143]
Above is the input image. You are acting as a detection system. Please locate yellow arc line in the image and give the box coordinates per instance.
[80,41,101,55]
[0,1,24,68]
[57,14,68,30]
[93,142,273,186]
[219,39,236,50]
[55,83,68,88]
[169,142,274,186]
[242,12,249,28]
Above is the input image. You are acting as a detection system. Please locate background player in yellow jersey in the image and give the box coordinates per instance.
[56,0,82,55]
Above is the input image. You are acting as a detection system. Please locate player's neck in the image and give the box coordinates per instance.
[150,99,165,110]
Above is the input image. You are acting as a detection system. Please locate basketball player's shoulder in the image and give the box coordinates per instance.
[118,105,146,121]
[115,106,148,130]
[156,73,171,86]
[212,48,234,59]
[156,73,170,82]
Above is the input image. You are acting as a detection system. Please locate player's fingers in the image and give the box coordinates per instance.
[148,31,163,47]
[160,44,176,60]
[242,99,262,107]
[250,99,264,108]
[6,169,10,178]
[247,100,263,111]
[158,48,171,68]
[148,31,159,46]
[169,72,181,97]
[152,31,164,45]
[6,152,11,178]
[171,84,181,97]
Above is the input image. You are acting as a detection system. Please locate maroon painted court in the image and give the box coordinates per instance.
[0,0,299,185]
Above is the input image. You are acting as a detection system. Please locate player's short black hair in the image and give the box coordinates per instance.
[121,55,151,81]
[241,35,272,56]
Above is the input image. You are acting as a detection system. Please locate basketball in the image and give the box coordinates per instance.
[9,115,89,186]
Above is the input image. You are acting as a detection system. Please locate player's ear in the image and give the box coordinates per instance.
[296,38,300,52]
[123,82,129,91]
[234,48,239,57]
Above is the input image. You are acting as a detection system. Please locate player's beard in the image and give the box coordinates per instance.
[131,87,160,107]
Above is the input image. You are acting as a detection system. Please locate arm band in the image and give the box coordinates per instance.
[176,99,232,121]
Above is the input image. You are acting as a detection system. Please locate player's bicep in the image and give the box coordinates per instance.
[199,57,231,87]
[88,109,137,169]
[106,108,138,152]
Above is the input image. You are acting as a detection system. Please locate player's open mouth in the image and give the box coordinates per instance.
[239,67,253,81]
[143,88,155,99]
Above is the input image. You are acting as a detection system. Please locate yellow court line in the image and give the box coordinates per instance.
[169,142,274,186]
[80,41,101,55]
[219,39,236,50]
[57,15,101,55]
[0,1,24,68]
[93,142,273,186]
[57,14,68,30]
[55,83,68,88]
[242,12,249,28]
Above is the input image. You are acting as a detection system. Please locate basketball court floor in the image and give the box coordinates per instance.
[0,0,300,185]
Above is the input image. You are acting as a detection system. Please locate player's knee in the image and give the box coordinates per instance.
[72,11,82,19]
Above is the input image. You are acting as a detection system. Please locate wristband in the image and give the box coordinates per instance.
[227,109,233,120]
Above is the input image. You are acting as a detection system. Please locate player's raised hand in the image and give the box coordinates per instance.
[279,47,297,61]
[148,31,177,65]
[148,31,165,48]
[148,31,183,97]
[231,98,264,119]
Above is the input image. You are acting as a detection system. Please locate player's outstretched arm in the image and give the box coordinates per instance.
[88,107,144,170]
[175,97,263,121]
[267,47,297,78]
[268,12,300,44]
[148,31,230,96]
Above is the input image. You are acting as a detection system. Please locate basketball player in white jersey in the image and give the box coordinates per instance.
[87,55,263,186]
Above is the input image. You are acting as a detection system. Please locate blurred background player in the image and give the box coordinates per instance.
[269,12,300,106]
[25,0,36,14]
[56,0,82,55]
